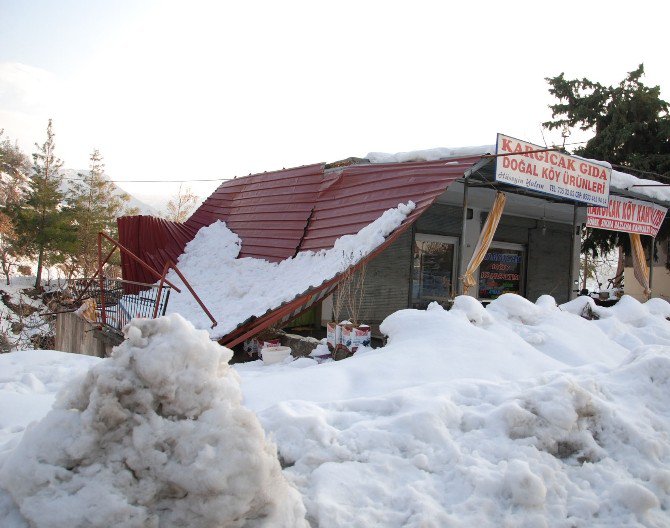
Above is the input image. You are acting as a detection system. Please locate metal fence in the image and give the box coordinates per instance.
[70,277,171,332]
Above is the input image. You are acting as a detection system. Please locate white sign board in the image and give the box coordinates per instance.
[587,196,667,237]
[494,134,611,206]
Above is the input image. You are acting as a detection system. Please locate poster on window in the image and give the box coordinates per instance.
[478,248,523,300]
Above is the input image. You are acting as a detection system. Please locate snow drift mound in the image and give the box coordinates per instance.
[0,314,307,528]
[261,350,670,527]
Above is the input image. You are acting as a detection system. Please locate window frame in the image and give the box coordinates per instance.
[477,241,526,300]
[410,233,459,308]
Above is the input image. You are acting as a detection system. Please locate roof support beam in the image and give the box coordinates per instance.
[457,177,469,296]
[568,203,579,300]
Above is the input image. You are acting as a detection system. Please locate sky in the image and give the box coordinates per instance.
[1,0,669,208]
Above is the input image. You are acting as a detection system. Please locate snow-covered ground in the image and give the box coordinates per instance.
[0,275,54,351]
[2,293,670,526]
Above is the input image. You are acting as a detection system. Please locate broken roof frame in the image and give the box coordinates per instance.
[117,149,670,347]
[74,231,217,333]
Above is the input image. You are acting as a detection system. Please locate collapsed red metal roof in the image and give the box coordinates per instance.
[185,163,325,261]
[118,156,482,344]
[117,215,198,289]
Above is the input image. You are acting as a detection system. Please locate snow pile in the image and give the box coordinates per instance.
[2,294,670,526]
[562,294,670,351]
[165,202,415,338]
[235,294,632,413]
[0,350,99,457]
[261,349,670,526]
[0,314,307,528]
[233,294,670,526]
[366,145,493,164]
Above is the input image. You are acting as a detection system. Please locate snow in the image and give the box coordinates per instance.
[577,156,670,203]
[2,293,670,526]
[366,145,670,203]
[0,315,307,527]
[610,168,670,203]
[0,276,53,351]
[366,145,494,164]
[0,350,99,456]
[164,201,416,339]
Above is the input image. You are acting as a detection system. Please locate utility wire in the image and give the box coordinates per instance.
[60,176,233,183]
[559,140,589,147]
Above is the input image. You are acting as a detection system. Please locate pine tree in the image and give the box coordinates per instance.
[0,129,30,206]
[0,211,17,285]
[65,149,136,278]
[0,130,30,284]
[545,65,670,175]
[543,65,670,257]
[13,120,71,288]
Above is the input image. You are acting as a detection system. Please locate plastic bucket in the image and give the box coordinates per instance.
[261,346,292,365]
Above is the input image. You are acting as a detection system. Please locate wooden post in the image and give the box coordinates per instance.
[98,233,106,326]
[457,178,469,296]
[649,236,655,299]
[568,203,578,300]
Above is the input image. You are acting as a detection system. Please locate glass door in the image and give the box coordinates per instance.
[411,234,458,309]
[478,242,525,300]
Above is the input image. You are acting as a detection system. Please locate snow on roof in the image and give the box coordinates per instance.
[366,145,670,204]
[365,145,494,164]
[610,168,670,203]
[164,202,416,339]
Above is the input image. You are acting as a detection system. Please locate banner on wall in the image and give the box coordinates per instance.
[587,196,667,237]
[494,134,611,207]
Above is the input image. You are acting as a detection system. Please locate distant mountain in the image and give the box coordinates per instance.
[60,169,157,216]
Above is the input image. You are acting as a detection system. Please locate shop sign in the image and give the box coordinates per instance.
[587,196,667,237]
[494,133,611,206]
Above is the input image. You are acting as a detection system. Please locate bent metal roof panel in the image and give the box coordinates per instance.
[118,156,482,344]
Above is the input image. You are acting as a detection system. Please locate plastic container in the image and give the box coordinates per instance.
[261,346,292,365]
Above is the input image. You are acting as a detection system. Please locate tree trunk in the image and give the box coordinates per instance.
[581,255,588,291]
[35,245,44,289]
[1,255,9,285]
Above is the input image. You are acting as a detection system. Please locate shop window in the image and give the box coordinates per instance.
[478,243,525,300]
[411,234,457,309]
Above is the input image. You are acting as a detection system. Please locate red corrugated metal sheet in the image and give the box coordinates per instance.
[217,157,481,347]
[118,156,483,343]
[117,216,198,290]
[301,158,480,251]
[185,163,325,261]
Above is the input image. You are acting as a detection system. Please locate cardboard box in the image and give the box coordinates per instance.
[351,324,371,351]
[326,322,337,351]
[341,325,353,350]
